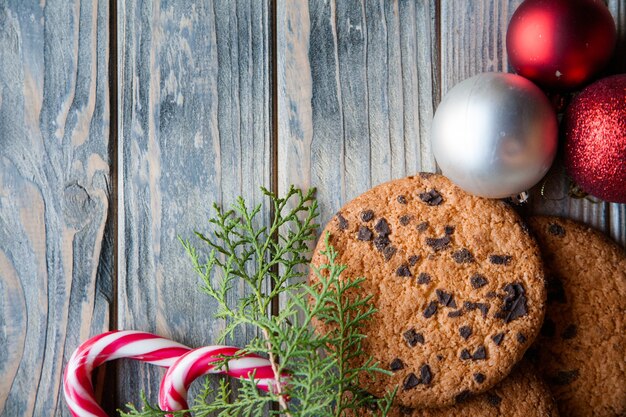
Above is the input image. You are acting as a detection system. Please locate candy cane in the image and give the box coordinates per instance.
[63,330,191,417]
[159,346,287,412]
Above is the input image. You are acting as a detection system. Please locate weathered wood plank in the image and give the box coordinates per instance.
[440,0,626,247]
[117,0,272,408]
[278,0,439,226]
[0,0,112,415]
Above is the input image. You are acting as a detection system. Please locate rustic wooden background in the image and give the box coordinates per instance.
[0,0,624,415]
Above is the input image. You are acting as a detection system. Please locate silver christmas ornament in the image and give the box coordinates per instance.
[431,72,558,198]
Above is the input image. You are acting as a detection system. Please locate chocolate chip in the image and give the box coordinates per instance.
[460,349,472,360]
[561,324,577,340]
[477,303,489,317]
[548,223,566,237]
[396,265,412,277]
[517,332,527,344]
[473,373,486,384]
[444,225,455,235]
[373,235,390,251]
[495,282,528,323]
[549,369,580,386]
[374,218,391,236]
[420,364,432,385]
[419,190,443,206]
[486,392,502,406]
[459,326,472,340]
[436,289,456,308]
[423,301,438,318]
[399,215,412,226]
[425,236,450,251]
[448,310,463,318]
[408,255,420,266]
[357,226,373,241]
[403,329,425,347]
[455,390,471,403]
[337,214,349,230]
[472,345,487,360]
[397,195,408,204]
[436,354,444,361]
[417,273,431,285]
[382,245,397,261]
[464,301,489,317]
[486,291,497,298]
[491,332,505,346]
[416,221,429,232]
[419,172,433,179]
[403,373,420,390]
[541,318,556,337]
[452,248,474,264]
[489,255,512,265]
[360,210,374,222]
[547,277,567,304]
[470,274,488,289]
[389,358,405,371]
[399,406,414,416]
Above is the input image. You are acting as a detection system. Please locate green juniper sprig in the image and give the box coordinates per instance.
[122,186,395,417]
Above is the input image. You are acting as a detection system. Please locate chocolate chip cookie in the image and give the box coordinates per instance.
[310,174,546,408]
[347,363,559,416]
[528,217,626,417]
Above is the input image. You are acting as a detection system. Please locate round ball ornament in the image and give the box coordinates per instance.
[431,72,558,199]
[565,74,626,203]
[506,0,617,91]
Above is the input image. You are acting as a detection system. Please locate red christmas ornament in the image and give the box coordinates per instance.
[565,75,626,203]
[506,0,616,91]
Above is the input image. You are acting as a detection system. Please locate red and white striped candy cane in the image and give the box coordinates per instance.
[63,330,191,417]
[159,346,286,412]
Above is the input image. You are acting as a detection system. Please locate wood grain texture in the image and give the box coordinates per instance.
[0,0,112,416]
[278,0,439,226]
[117,0,271,408]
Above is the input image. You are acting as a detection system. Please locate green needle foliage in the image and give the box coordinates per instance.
[121,186,395,417]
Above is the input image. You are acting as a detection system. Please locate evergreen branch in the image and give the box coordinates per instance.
[123,187,395,417]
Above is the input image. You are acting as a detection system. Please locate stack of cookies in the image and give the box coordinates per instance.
[310,174,626,417]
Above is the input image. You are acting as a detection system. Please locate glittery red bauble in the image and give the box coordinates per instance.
[506,0,616,91]
[565,75,626,203]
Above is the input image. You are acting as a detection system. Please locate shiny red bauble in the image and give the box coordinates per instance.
[506,0,616,91]
[565,75,626,203]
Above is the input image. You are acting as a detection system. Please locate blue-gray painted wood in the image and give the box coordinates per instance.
[116,0,271,410]
[278,0,439,227]
[0,0,112,416]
